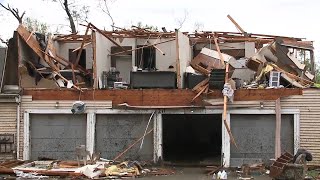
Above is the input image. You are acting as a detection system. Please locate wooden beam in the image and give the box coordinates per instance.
[92,31,97,88]
[227,15,246,34]
[275,98,281,158]
[214,34,237,148]
[72,42,92,52]
[75,23,91,65]
[213,35,226,67]
[23,89,302,106]
[17,25,45,60]
[90,23,126,51]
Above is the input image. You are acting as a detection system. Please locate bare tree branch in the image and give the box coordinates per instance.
[0,3,25,24]
[99,0,115,30]
[175,9,188,30]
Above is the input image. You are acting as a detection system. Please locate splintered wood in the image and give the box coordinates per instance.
[16,24,83,91]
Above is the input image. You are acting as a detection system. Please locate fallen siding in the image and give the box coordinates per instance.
[0,103,17,160]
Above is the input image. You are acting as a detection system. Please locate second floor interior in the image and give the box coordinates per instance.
[0,24,316,95]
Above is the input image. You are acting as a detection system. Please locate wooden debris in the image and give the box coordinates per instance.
[75,23,91,65]
[227,14,246,34]
[90,23,126,51]
[214,35,238,148]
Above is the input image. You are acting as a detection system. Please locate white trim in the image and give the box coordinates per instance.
[23,111,30,160]
[153,112,163,163]
[16,99,21,159]
[86,113,96,156]
[222,113,231,167]
[294,113,300,154]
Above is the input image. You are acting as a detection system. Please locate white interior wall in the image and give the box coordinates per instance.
[95,31,112,88]
[55,42,93,68]
[177,31,192,88]
[136,38,176,71]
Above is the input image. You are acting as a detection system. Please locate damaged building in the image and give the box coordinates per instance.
[0,22,320,169]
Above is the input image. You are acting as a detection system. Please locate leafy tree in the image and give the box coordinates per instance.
[23,17,51,36]
[135,22,158,31]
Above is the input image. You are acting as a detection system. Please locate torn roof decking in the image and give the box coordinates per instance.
[23,88,302,107]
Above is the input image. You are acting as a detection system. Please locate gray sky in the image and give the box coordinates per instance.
[1,0,320,62]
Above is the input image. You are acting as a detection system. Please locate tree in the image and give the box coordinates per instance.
[175,9,188,30]
[0,3,25,24]
[99,0,116,30]
[134,22,158,32]
[47,0,90,33]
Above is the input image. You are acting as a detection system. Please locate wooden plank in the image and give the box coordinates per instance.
[22,89,302,107]
[17,25,44,60]
[92,31,97,88]
[75,23,91,65]
[227,14,246,33]
[90,23,125,51]
[214,34,237,148]
[275,98,281,158]
[213,36,226,66]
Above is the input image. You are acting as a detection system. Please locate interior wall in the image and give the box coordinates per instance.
[56,42,93,69]
[19,35,57,88]
[136,38,176,71]
[95,31,112,88]
[178,31,192,88]
[230,114,294,167]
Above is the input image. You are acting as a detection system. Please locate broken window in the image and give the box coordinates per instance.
[68,49,86,69]
[135,46,156,70]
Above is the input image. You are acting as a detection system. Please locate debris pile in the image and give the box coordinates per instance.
[0,159,175,179]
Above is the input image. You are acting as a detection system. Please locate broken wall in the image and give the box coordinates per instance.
[194,42,255,58]
[55,42,93,69]
[18,37,57,88]
[2,32,18,88]
[177,31,192,88]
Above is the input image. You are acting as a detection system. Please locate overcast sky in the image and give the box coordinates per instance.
[1,0,320,62]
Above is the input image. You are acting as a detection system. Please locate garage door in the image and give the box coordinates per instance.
[230,114,294,166]
[30,114,86,160]
[96,114,154,161]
